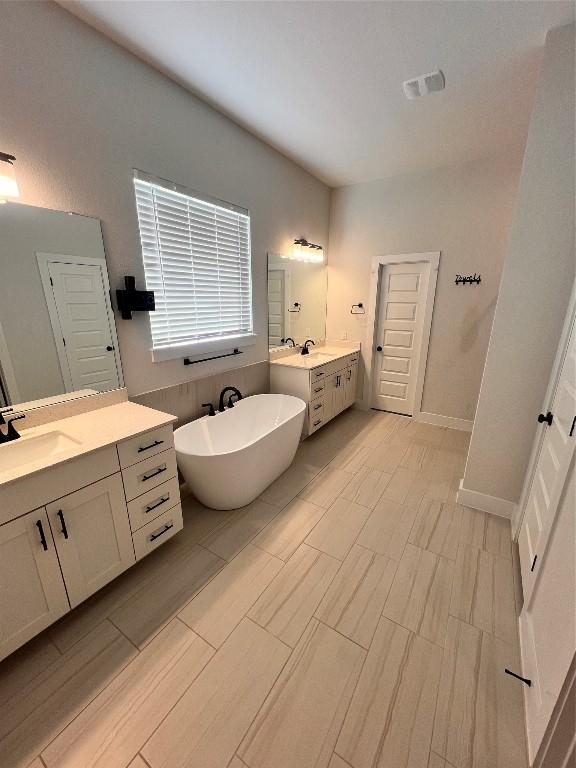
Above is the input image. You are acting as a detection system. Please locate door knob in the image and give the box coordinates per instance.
[376,346,383,352]
[106,345,115,352]
[537,411,553,426]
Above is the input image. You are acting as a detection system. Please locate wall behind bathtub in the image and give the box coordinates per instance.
[0,1,330,401]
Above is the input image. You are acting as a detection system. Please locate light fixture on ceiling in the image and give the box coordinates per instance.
[403,70,445,100]
[291,237,324,263]
[0,153,19,199]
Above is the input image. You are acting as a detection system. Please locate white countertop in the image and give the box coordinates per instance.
[269,344,360,370]
[0,401,176,487]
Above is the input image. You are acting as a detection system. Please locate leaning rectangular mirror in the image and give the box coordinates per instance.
[267,251,327,349]
[0,202,123,411]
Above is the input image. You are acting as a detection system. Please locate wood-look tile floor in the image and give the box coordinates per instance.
[0,409,528,768]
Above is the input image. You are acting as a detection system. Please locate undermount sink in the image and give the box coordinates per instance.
[306,352,334,360]
[0,430,82,472]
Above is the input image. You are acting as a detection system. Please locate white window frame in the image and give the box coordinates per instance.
[133,170,256,363]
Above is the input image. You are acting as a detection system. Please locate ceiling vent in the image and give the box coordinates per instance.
[403,70,445,99]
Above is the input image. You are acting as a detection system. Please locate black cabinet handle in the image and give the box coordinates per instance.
[537,412,553,426]
[145,495,169,513]
[570,416,575,438]
[138,439,164,453]
[313,387,323,393]
[149,523,174,542]
[313,403,322,411]
[313,419,322,427]
[141,465,167,482]
[36,520,48,551]
[106,345,115,351]
[57,510,69,539]
[531,554,538,572]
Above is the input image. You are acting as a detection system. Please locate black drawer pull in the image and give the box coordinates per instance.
[313,403,322,410]
[145,495,169,513]
[36,520,48,551]
[315,371,325,377]
[149,523,174,542]
[313,419,322,427]
[531,554,537,572]
[138,439,164,453]
[141,465,167,482]
[313,387,323,393]
[57,510,69,539]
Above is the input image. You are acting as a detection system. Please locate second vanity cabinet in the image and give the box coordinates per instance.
[271,350,360,436]
[0,416,183,663]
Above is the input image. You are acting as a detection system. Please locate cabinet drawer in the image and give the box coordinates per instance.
[309,398,325,421]
[311,366,328,383]
[127,476,181,532]
[122,449,178,501]
[309,411,325,434]
[132,504,183,561]
[117,425,174,469]
[311,380,326,399]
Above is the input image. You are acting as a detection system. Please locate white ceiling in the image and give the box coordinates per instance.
[61,1,574,187]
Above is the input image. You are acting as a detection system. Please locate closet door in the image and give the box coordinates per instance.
[46,474,135,608]
[0,509,69,662]
[518,309,576,762]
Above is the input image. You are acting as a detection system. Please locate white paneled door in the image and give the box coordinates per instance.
[371,260,433,415]
[44,259,121,392]
[268,269,286,347]
[518,305,576,761]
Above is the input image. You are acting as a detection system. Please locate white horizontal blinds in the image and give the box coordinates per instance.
[134,178,253,351]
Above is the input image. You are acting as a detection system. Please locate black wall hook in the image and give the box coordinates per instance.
[455,273,481,286]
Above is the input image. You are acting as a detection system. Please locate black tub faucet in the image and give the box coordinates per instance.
[218,386,243,412]
[301,339,315,355]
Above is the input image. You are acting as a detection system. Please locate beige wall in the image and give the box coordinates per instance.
[0,1,330,397]
[326,152,523,421]
[463,24,575,503]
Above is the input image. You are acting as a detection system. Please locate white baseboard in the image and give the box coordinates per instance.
[415,411,473,432]
[457,480,517,519]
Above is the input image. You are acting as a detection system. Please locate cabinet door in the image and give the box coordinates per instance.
[46,474,135,608]
[345,365,358,408]
[333,370,348,416]
[0,509,69,662]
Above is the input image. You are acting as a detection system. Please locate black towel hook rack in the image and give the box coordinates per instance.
[455,273,481,286]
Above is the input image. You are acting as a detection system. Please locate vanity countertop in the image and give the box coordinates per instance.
[269,344,361,370]
[0,401,176,487]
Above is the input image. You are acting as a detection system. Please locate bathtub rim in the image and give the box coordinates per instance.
[174,393,306,459]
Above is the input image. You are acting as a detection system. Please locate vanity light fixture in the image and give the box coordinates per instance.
[292,237,324,263]
[0,153,19,199]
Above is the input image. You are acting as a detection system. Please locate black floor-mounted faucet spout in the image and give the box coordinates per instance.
[218,386,243,412]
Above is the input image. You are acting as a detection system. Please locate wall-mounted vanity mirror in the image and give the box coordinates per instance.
[0,202,123,411]
[267,252,327,350]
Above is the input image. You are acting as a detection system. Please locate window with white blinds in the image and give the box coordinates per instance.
[134,174,254,361]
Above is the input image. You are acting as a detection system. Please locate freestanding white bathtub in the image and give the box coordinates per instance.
[174,393,306,510]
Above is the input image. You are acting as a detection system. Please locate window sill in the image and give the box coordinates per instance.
[150,333,257,363]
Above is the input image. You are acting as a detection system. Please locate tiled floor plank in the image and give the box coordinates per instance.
[0,622,136,768]
[42,619,214,768]
[249,544,340,647]
[316,544,397,648]
[200,500,281,561]
[253,497,327,561]
[341,466,392,509]
[178,545,283,648]
[357,497,418,561]
[298,466,355,508]
[409,499,463,560]
[142,619,290,768]
[337,617,442,768]
[305,497,371,560]
[450,545,517,645]
[239,619,365,768]
[432,617,526,768]
[383,544,454,647]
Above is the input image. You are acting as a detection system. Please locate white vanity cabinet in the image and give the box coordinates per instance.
[0,416,182,663]
[271,350,360,436]
[45,474,134,608]
[0,508,70,661]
